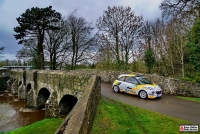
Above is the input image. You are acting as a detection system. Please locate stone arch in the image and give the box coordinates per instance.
[26,83,31,93]
[25,83,32,100]
[13,78,16,81]
[37,88,50,109]
[59,94,78,115]
[18,81,22,86]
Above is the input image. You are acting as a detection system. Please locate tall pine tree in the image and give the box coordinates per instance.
[14,6,61,69]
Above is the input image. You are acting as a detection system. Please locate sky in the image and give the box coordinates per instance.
[0,0,162,61]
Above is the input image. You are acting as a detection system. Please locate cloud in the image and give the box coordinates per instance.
[0,53,17,61]
[0,31,21,51]
[0,0,162,60]
[119,0,162,20]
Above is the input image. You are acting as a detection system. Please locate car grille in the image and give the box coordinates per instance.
[156,91,162,94]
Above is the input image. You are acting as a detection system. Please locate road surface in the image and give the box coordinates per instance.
[101,82,200,124]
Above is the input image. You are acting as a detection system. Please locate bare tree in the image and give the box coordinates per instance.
[151,18,169,75]
[141,18,170,75]
[95,40,115,70]
[96,6,143,70]
[16,39,42,68]
[141,21,153,49]
[165,17,190,78]
[159,0,200,19]
[65,11,96,70]
[44,18,71,70]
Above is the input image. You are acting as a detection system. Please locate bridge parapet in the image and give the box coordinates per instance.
[36,70,91,100]
[10,69,23,79]
[56,75,101,134]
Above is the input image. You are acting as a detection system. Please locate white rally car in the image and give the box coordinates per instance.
[112,74,162,99]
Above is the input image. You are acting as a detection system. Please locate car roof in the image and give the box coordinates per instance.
[118,74,136,77]
[118,74,144,77]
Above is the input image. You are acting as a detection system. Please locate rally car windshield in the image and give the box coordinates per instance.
[135,76,152,84]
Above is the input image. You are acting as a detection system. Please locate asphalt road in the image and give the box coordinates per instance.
[101,82,200,124]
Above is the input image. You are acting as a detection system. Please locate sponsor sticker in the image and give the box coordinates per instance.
[179,124,198,132]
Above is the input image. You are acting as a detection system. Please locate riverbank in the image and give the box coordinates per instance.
[0,90,45,132]
[6,97,193,134]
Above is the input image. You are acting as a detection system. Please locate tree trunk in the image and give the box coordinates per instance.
[39,31,45,70]
[71,32,76,70]
[180,36,185,78]
[53,51,56,70]
[50,53,53,70]
[125,46,129,70]
[115,26,120,70]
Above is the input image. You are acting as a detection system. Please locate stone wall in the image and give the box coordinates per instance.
[56,75,101,134]
[70,70,200,97]
[37,70,90,100]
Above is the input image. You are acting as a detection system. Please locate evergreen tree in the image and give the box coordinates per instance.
[144,48,156,74]
[188,19,200,72]
[14,6,61,69]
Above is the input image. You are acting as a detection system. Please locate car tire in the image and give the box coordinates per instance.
[139,90,147,99]
[113,86,120,93]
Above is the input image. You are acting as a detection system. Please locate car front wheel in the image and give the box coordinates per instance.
[113,86,120,93]
[139,90,147,99]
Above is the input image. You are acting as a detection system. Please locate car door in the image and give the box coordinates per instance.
[123,76,138,94]
[117,76,127,92]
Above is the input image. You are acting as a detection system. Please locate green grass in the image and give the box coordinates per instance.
[91,97,195,134]
[176,96,200,103]
[6,118,63,134]
[5,97,198,134]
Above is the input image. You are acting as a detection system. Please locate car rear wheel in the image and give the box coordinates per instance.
[139,90,147,99]
[113,86,120,93]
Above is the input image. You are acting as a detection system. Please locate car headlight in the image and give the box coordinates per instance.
[147,87,154,90]
[143,86,154,90]
[156,85,162,90]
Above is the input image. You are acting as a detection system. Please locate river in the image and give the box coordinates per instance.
[0,89,45,132]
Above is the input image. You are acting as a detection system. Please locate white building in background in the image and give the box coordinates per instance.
[2,66,50,70]
[3,66,32,70]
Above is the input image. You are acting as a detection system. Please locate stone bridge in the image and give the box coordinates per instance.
[7,70,101,134]
[5,69,200,133]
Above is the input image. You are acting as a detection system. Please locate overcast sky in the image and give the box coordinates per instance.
[0,0,162,61]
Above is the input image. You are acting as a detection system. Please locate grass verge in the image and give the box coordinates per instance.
[6,118,63,134]
[176,96,200,103]
[5,97,197,134]
[91,97,195,134]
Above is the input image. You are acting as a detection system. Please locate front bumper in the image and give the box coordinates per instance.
[148,92,162,99]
